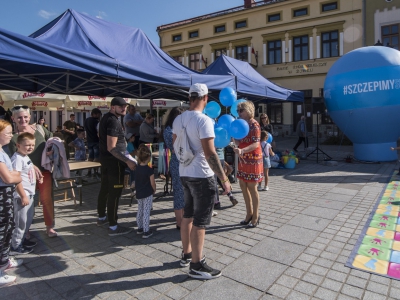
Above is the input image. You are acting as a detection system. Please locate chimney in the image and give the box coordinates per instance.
[244,0,256,8]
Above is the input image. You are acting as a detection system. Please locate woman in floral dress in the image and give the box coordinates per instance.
[233,101,263,228]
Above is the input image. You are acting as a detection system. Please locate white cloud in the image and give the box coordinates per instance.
[38,10,57,19]
[96,11,107,19]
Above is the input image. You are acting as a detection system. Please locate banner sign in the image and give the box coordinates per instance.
[31,101,48,107]
[152,100,167,106]
[23,92,45,99]
[88,96,106,100]
[78,101,92,106]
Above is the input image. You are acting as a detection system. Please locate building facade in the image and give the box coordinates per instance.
[157,0,364,137]
[365,0,400,49]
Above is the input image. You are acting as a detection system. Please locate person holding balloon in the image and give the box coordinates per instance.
[232,101,263,228]
[259,131,275,191]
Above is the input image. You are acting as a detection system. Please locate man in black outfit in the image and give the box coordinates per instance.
[97,97,136,236]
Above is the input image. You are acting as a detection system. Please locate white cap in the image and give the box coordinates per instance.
[189,83,208,97]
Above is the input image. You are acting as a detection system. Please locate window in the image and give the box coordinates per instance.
[189,31,198,38]
[322,2,337,12]
[268,13,281,22]
[293,8,308,17]
[267,40,282,64]
[235,20,247,29]
[172,34,181,42]
[382,24,399,50]
[235,45,248,61]
[172,56,183,64]
[215,48,226,57]
[322,31,339,58]
[267,103,282,124]
[293,35,309,61]
[215,25,226,33]
[189,53,200,71]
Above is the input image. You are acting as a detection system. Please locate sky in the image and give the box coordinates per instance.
[0,0,245,45]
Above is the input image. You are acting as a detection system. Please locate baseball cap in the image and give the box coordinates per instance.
[189,83,208,97]
[125,132,135,140]
[111,97,127,106]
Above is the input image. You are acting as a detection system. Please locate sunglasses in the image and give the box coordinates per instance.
[12,105,29,111]
[238,109,245,113]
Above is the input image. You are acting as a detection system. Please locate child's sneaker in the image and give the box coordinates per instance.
[263,186,269,191]
[6,257,23,270]
[257,184,262,191]
[137,228,144,235]
[142,230,153,239]
[189,257,221,280]
[180,251,192,267]
[0,270,16,287]
[9,245,33,255]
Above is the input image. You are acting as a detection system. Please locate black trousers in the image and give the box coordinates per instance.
[0,186,15,269]
[97,157,126,226]
[293,137,308,151]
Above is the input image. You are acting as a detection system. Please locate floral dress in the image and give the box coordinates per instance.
[163,126,184,210]
[237,119,263,183]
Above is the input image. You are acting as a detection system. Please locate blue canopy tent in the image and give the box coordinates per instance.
[203,55,303,102]
[0,9,235,99]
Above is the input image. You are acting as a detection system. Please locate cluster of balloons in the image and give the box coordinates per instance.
[203,87,250,148]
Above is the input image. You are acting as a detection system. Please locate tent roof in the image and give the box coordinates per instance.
[202,55,303,102]
[0,9,235,99]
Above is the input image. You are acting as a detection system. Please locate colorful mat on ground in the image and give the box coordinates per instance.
[346,171,400,280]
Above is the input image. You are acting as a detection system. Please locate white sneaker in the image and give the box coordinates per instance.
[0,270,16,287]
[212,211,218,217]
[263,186,269,191]
[6,257,23,270]
[257,185,262,191]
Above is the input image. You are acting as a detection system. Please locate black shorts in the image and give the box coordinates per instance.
[180,176,215,228]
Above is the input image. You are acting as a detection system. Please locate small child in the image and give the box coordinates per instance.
[0,120,23,287]
[259,131,275,191]
[68,129,86,162]
[10,133,40,255]
[135,144,156,238]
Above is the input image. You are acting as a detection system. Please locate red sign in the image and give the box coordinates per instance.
[30,107,36,111]
[22,92,45,99]
[78,101,92,106]
[31,101,48,107]
[153,100,167,106]
[97,105,110,109]
[88,96,106,100]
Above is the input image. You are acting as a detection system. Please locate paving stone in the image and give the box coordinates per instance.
[314,287,338,300]
[267,284,291,298]
[223,253,286,291]
[248,237,305,265]
[294,281,317,295]
[287,214,330,232]
[184,277,263,300]
[270,225,320,246]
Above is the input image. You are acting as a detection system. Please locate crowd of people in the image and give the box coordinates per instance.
[0,83,279,286]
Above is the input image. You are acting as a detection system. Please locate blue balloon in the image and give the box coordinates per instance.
[205,101,221,118]
[267,133,273,143]
[229,119,249,140]
[214,127,231,148]
[218,114,235,131]
[231,99,246,117]
[219,87,237,107]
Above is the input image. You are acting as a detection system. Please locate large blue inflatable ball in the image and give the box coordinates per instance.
[231,99,246,117]
[204,101,221,119]
[230,119,250,140]
[218,114,235,131]
[219,87,237,107]
[267,133,273,144]
[214,127,231,148]
[324,46,400,162]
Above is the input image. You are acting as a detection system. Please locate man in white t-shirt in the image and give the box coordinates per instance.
[173,83,231,280]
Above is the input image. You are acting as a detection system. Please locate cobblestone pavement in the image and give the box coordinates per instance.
[3,137,400,299]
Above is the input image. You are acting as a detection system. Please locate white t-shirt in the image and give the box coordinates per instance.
[261,141,271,158]
[11,152,36,197]
[173,110,215,178]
